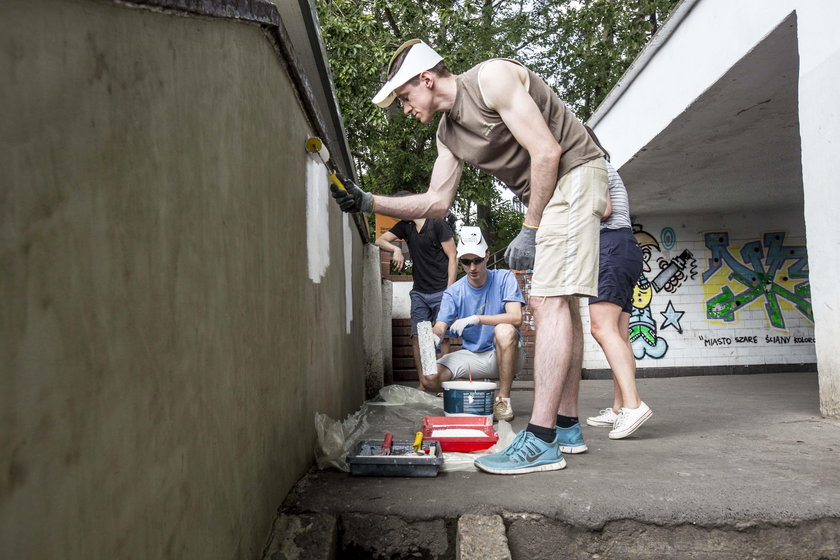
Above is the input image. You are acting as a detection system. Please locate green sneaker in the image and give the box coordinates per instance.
[474,430,566,475]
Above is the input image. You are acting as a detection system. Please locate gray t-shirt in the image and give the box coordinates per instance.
[436,59,603,207]
[601,161,632,230]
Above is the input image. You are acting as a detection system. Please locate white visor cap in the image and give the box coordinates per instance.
[372,39,443,108]
[456,226,489,259]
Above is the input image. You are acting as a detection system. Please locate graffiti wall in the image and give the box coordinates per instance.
[581,213,816,371]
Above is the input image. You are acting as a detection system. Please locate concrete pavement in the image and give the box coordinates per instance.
[270,372,840,558]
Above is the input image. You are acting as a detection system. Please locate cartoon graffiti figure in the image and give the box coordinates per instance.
[629,226,669,359]
[652,249,697,293]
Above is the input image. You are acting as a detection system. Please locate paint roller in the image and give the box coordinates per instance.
[305,136,347,191]
[416,321,438,377]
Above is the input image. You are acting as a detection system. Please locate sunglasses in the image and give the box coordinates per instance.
[459,256,485,266]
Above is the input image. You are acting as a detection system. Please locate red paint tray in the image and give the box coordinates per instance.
[421,416,498,452]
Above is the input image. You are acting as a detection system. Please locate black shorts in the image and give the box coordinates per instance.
[589,228,643,313]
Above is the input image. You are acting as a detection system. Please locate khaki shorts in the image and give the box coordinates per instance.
[531,158,608,298]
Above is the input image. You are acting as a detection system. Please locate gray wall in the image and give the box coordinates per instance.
[1,0,368,557]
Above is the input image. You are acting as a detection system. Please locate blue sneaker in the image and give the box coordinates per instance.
[474,430,566,475]
[555,423,588,454]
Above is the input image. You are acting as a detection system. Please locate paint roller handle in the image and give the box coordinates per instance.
[327,171,346,191]
[330,172,374,214]
[412,431,423,453]
[380,432,393,455]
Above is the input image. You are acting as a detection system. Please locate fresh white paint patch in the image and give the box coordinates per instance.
[306,157,330,283]
[343,214,353,334]
[431,428,490,438]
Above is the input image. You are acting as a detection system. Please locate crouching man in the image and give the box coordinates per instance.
[423,227,526,422]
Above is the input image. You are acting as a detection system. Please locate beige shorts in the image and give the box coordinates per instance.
[531,158,608,298]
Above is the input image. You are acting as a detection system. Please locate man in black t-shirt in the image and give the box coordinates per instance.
[376,217,457,391]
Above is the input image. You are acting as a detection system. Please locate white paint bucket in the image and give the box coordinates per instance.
[442,381,497,418]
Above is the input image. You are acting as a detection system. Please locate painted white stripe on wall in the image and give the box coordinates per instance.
[306,157,330,283]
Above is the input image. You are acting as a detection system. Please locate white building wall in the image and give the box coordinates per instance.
[796,3,840,415]
[582,210,816,371]
[592,0,805,169]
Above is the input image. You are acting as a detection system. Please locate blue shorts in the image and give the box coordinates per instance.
[409,290,446,337]
[589,228,643,313]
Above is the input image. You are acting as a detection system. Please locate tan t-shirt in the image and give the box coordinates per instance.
[436,59,603,206]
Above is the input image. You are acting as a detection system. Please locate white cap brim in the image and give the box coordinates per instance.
[372,40,443,108]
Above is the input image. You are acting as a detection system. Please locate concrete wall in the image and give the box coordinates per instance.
[581,210,815,372]
[1,0,368,557]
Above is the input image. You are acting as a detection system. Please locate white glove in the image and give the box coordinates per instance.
[450,315,480,337]
[432,333,441,349]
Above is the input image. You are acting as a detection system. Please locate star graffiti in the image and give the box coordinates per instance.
[660,300,685,334]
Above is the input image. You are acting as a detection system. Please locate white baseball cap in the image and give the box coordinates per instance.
[457,226,489,258]
[372,39,444,108]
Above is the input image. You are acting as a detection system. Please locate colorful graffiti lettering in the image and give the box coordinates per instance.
[702,232,811,329]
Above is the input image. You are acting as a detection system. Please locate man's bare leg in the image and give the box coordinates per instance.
[529,295,574,428]
[413,336,451,391]
[420,363,454,393]
[411,336,424,390]
[557,297,582,418]
[493,324,519,399]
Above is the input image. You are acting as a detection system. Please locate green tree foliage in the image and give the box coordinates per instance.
[316,0,678,252]
[527,0,679,121]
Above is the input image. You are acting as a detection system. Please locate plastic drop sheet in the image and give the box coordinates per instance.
[314,385,515,473]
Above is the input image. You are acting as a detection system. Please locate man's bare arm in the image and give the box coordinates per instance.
[374,231,405,271]
[473,301,523,329]
[372,139,463,219]
[441,238,457,286]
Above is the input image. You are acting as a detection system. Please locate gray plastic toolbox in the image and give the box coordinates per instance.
[347,439,444,477]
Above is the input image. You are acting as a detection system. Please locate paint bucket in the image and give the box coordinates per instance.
[442,381,497,418]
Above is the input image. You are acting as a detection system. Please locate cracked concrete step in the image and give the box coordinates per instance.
[264,511,840,559]
[262,512,513,559]
[457,514,512,560]
[261,513,337,560]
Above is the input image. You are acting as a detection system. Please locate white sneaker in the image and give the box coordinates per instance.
[586,407,618,427]
[609,402,652,439]
[493,398,514,422]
